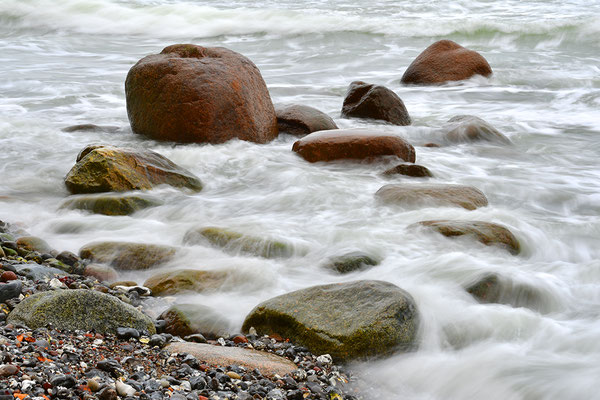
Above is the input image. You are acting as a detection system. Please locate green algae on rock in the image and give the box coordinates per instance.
[183,227,295,259]
[242,280,419,362]
[7,289,155,334]
[61,193,162,216]
[79,241,178,271]
[144,269,232,296]
[323,251,380,274]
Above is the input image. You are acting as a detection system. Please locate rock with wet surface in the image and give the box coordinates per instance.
[0,280,22,303]
[443,115,510,144]
[61,193,162,216]
[383,163,433,178]
[323,252,379,274]
[144,269,232,296]
[61,124,120,133]
[376,183,488,210]
[16,236,54,254]
[466,273,551,312]
[13,263,68,281]
[159,303,232,339]
[276,104,338,136]
[341,81,411,126]
[79,241,178,270]
[242,280,419,362]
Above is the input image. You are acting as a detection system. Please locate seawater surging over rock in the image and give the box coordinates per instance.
[125,44,278,144]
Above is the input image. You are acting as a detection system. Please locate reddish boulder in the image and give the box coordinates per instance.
[125,44,278,144]
[276,104,338,136]
[292,129,416,163]
[401,40,492,85]
[341,81,411,126]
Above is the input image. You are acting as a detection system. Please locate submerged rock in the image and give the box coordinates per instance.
[64,145,203,194]
[83,263,120,283]
[292,129,416,163]
[242,280,419,362]
[61,193,162,216]
[125,44,278,144]
[341,81,411,126]
[144,269,232,296]
[383,163,433,178]
[466,273,551,312]
[159,303,232,339]
[16,236,53,254]
[323,251,379,274]
[416,220,520,254]
[443,115,510,144]
[184,227,295,259]
[79,241,178,271]
[401,40,492,85]
[7,289,155,334]
[61,124,120,133]
[376,183,488,210]
[276,104,338,136]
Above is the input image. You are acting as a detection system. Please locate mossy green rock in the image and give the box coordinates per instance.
[416,220,520,255]
[7,289,155,334]
[323,252,379,274]
[144,269,231,296]
[159,303,232,339]
[61,193,162,216]
[79,241,178,271]
[16,236,54,254]
[64,145,203,194]
[242,280,419,362]
[184,227,295,259]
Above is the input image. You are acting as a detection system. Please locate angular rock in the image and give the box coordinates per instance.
[466,273,549,312]
[416,220,520,254]
[376,183,488,210]
[83,263,120,282]
[401,40,492,85]
[443,115,510,144]
[144,269,231,296]
[242,280,419,362]
[16,236,53,254]
[64,145,203,194]
[383,164,433,178]
[166,342,296,377]
[61,193,161,216]
[341,81,411,126]
[7,289,155,334]
[276,104,338,136]
[292,129,415,163]
[184,227,295,259]
[62,124,120,133]
[125,44,278,144]
[159,303,231,339]
[79,242,178,271]
[323,252,379,274]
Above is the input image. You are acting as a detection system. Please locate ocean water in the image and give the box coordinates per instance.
[1,0,600,399]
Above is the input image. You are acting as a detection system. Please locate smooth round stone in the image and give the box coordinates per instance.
[0,271,17,282]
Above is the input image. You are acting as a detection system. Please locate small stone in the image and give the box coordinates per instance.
[116,327,141,340]
[383,164,433,178]
[0,280,22,303]
[232,334,248,344]
[226,371,241,380]
[0,271,17,282]
[87,378,101,392]
[97,387,118,400]
[49,278,67,289]
[116,380,136,396]
[50,374,77,388]
[0,364,18,377]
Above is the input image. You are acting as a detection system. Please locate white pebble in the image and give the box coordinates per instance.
[116,380,136,396]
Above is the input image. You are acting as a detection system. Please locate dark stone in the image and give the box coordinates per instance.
[443,115,510,144]
[383,164,433,178]
[323,252,379,274]
[276,104,338,136]
[341,81,411,125]
[0,280,22,303]
[62,124,120,133]
[116,327,141,340]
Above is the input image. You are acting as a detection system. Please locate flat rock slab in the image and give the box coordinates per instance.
[376,183,488,210]
[166,342,296,377]
[292,129,415,163]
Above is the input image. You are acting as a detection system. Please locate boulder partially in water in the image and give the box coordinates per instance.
[383,163,433,178]
[401,40,492,85]
[83,263,120,283]
[144,269,232,296]
[16,236,54,254]
[292,129,416,163]
[184,227,295,259]
[7,289,155,334]
[79,242,178,271]
[443,115,510,144]
[159,303,232,339]
[61,193,162,216]
[376,183,488,210]
[466,273,551,312]
[341,81,411,126]
[322,251,379,274]
[416,220,520,255]
[276,104,338,136]
[64,145,203,194]
[61,124,120,133]
[125,44,278,144]
[242,280,419,362]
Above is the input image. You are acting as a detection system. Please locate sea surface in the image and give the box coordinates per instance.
[1,0,600,399]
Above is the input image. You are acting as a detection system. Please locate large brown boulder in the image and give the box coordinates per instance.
[125,44,278,144]
[443,115,510,144]
[64,145,202,194]
[292,129,416,163]
[416,220,520,254]
[276,104,338,136]
[79,241,178,271]
[376,183,488,210]
[341,81,411,126]
[401,40,492,85]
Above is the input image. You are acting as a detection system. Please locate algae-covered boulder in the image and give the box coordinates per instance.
[159,303,232,339]
[376,183,488,210]
[16,236,54,254]
[242,280,419,362]
[64,145,203,194]
[443,115,510,144]
[79,242,178,271]
[184,227,295,259]
[323,251,379,274]
[7,289,155,334]
[416,220,520,255]
[61,193,162,216]
[144,269,232,296]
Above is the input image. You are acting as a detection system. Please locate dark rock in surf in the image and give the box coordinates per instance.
[276,104,338,136]
[383,164,433,178]
[401,40,492,85]
[323,252,379,274]
[341,81,411,126]
[125,44,278,144]
[466,273,550,312]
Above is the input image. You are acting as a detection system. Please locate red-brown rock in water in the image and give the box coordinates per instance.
[341,81,411,126]
[276,104,338,136]
[125,44,278,144]
[401,40,492,85]
[292,129,416,163]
